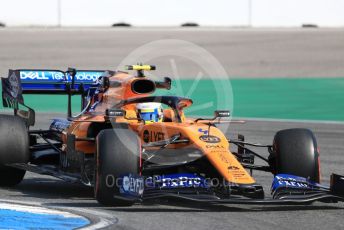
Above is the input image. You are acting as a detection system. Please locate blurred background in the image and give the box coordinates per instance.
[0,0,343,122]
[0,0,344,27]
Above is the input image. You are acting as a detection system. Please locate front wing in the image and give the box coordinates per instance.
[9,163,344,205]
[118,173,344,205]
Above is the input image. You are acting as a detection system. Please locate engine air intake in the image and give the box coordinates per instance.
[131,79,156,94]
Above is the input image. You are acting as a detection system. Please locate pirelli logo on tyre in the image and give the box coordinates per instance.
[199,135,221,143]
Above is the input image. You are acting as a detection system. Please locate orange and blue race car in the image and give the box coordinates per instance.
[1,65,344,206]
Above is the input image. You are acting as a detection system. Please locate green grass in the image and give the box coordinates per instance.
[1,78,344,121]
[231,78,344,121]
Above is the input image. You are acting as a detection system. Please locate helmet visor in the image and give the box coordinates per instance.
[139,108,160,123]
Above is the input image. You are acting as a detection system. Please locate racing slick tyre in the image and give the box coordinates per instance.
[95,128,141,206]
[270,128,320,183]
[0,115,29,186]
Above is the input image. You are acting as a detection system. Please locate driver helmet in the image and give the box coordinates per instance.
[136,102,163,124]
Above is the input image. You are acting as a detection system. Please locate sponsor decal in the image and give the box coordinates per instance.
[227,165,246,178]
[52,72,65,80]
[21,71,47,80]
[199,135,220,143]
[205,144,225,149]
[146,173,209,189]
[272,174,312,192]
[217,153,248,178]
[120,174,144,196]
[20,71,103,83]
[20,71,64,81]
[143,130,165,143]
[271,174,330,197]
[228,165,240,170]
[215,110,230,117]
[74,72,103,82]
[198,128,208,135]
[232,172,246,177]
[8,72,20,98]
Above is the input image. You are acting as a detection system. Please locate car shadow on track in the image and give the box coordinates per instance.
[107,200,344,213]
[45,200,344,213]
[5,177,94,200]
[6,177,344,213]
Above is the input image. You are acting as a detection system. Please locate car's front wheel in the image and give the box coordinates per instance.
[269,128,320,183]
[95,128,141,206]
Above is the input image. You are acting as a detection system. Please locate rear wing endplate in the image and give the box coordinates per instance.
[1,69,108,125]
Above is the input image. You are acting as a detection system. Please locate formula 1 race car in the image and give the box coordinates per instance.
[1,65,344,206]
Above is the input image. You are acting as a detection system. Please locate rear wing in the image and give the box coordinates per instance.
[1,68,108,124]
[12,69,105,94]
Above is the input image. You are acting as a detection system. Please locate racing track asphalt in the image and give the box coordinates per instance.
[0,27,344,78]
[0,113,343,230]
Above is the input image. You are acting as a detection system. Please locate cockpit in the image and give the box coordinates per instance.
[112,96,193,124]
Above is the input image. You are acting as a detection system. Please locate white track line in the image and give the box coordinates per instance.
[235,117,344,125]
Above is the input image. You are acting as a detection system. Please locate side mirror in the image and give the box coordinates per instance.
[194,110,230,123]
[105,109,126,118]
[155,77,172,90]
[214,110,230,118]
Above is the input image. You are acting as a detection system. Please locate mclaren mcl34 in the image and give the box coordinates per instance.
[1,65,344,206]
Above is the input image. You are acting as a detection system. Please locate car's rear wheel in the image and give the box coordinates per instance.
[270,128,320,183]
[95,128,141,206]
[0,115,29,186]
